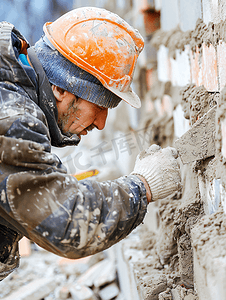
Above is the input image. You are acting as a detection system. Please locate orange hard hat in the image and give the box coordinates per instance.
[43,7,144,108]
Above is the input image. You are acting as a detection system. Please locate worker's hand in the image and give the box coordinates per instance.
[131,144,182,202]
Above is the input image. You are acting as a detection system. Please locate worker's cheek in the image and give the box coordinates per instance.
[68,120,91,135]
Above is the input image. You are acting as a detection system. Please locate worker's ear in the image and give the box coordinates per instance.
[51,85,68,102]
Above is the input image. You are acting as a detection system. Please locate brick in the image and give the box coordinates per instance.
[173,104,190,138]
[190,44,218,91]
[170,46,191,87]
[146,69,155,90]
[70,284,97,300]
[3,277,57,300]
[179,0,202,32]
[93,260,116,288]
[201,44,218,91]
[154,98,163,116]
[221,118,226,158]
[99,282,119,300]
[217,41,226,91]
[138,0,155,11]
[143,201,159,233]
[143,11,160,35]
[190,47,201,87]
[155,0,162,11]
[202,0,222,25]
[161,0,180,31]
[76,259,115,288]
[162,95,173,117]
[157,45,171,82]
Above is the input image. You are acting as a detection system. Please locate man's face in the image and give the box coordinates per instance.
[52,86,108,138]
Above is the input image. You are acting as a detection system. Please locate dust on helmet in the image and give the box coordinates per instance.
[43,7,144,108]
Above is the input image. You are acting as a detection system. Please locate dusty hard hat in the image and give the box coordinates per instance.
[43,7,144,108]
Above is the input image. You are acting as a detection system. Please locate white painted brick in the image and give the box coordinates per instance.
[170,46,191,87]
[202,0,221,25]
[222,118,226,159]
[157,45,171,82]
[161,0,180,31]
[173,104,190,138]
[155,0,162,11]
[179,0,202,32]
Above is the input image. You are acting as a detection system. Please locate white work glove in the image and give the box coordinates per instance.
[131,144,182,202]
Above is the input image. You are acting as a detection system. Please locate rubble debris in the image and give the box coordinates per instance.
[69,283,98,300]
[0,247,120,300]
[98,282,120,300]
[2,277,58,300]
[118,197,202,300]
[158,288,172,300]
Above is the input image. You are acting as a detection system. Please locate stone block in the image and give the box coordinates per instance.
[170,46,191,87]
[157,45,171,82]
[3,277,57,300]
[190,44,218,91]
[217,41,226,91]
[179,0,202,32]
[161,0,180,31]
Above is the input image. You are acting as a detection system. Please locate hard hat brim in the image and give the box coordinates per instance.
[107,86,141,109]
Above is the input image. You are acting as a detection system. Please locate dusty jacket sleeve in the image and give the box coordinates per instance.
[5,170,147,258]
[0,91,148,258]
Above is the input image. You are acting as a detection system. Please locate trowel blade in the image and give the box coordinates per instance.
[175,106,217,164]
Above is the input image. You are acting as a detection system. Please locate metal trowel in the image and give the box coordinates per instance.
[174,106,217,164]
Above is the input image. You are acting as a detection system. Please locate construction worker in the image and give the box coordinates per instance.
[0,7,181,280]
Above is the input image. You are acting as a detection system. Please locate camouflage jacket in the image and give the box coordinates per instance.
[0,22,147,279]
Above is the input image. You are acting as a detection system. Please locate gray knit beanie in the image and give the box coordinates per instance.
[33,36,121,108]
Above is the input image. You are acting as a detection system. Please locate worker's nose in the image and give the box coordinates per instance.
[94,108,108,130]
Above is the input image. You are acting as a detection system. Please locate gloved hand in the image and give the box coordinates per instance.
[131,144,182,202]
